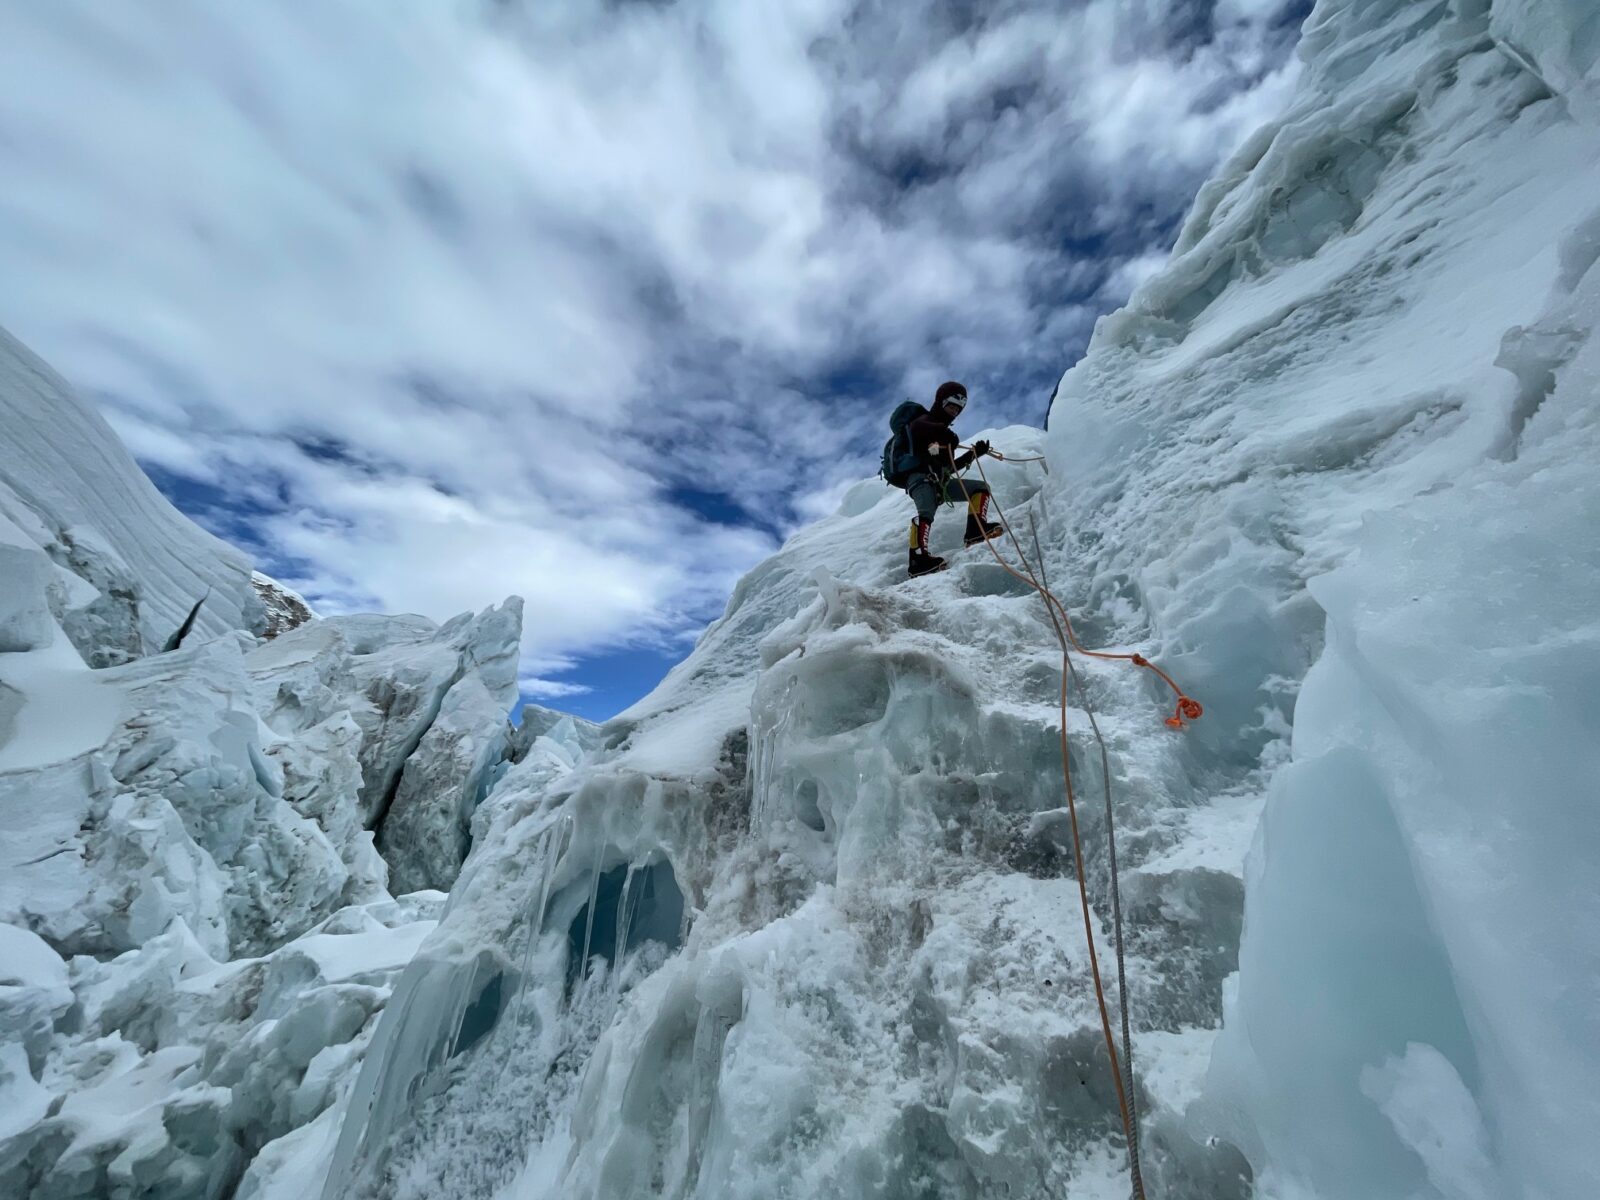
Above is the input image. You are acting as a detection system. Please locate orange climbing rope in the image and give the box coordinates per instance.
[969,453,1202,730]
[935,445,1203,1200]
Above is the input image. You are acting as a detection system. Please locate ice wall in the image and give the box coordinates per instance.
[318,427,1260,1199]
[0,324,260,659]
[1043,0,1600,1194]
[0,324,549,1197]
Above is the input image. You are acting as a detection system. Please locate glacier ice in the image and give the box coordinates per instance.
[0,325,261,660]
[312,1,1599,1197]
[0,323,573,1196]
[313,428,1258,1199]
[5,0,1600,1196]
[0,580,549,1197]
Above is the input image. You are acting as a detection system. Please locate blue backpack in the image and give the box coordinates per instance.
[879,401,927,488]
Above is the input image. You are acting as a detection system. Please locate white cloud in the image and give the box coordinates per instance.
[0,0,1307,702]
[518,674,594,702]
[1102,251,1172,304]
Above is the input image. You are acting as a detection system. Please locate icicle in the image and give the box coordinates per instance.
[613,862,638,989]
[749,676,795,837]
[531,816,573,941]
[504,813,573,1008]
[489,813,575,1092]
[577,839,605,985]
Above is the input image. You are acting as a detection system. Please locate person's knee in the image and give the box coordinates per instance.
[943,478,987,505]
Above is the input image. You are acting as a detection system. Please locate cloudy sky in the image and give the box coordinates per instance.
[0,0,1308,719]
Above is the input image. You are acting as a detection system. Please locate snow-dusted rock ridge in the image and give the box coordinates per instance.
[307,2,1595,1199]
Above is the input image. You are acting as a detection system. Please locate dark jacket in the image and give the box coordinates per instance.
[908,408,975,474]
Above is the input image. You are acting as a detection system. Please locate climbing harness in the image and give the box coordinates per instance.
[938,446,1205,1200]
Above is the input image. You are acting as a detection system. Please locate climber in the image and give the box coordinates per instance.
[897,381,1002,577]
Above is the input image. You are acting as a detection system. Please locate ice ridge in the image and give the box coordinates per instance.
[4,0,1600,1196]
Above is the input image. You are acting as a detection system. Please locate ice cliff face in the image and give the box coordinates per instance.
[0,325,261,663]
[1050,1,1600,1195]
[0,326,576,1197]
[4,0,1599,1198]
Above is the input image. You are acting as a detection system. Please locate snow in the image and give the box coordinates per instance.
[1044,0,1600,1194]
[4,0,1599,1197]
[1360,1043,1499,1200]
[287,921,441,988]
[0,1044,52,1141]
[0,924,69,993]
[307,2,1597,1196]
[0,633,126,772]
[0,581,524,1197]
[0,335,534,1196]
[0,323,260,657]
[623,680,755,777]
[312,422,1251,1199]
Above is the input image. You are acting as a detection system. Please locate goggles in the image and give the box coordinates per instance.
[941,391,968,414]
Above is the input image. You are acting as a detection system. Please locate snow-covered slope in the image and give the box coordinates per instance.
[301,2,1597,1199]
[1047,1,1600,1195]
[0,324,260,659]
[5,0,1598,1198]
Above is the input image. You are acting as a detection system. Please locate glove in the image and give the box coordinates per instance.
[973,439,991,458]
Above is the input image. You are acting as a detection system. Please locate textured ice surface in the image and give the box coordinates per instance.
[0,353,545,1196]
[0,588,538,1195]
[1052,0,1600,1195]
[6,0,1600,1196]
[317,2,1597,1198]
[319,427,1252,1199]
[0,324,259,659]
[0,894,445,1200]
